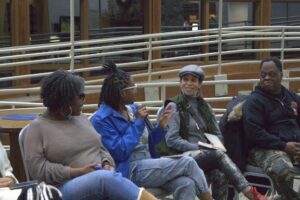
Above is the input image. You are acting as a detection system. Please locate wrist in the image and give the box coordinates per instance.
[159,124,168,132]
[5,176,16,185]
[283,143,287,152]
[70,167,84,178]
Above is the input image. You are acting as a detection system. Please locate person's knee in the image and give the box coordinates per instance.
[267,157,294,178]
[184,178,196,189]
[90,171,140,200]
[94,170,123,186]
[180,156,198,166]
[203,149,226,161]
[180,156,203,172]
[214,149,226,159]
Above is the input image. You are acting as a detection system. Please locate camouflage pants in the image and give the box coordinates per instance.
[248,148,300,200]
[194,149,249,200]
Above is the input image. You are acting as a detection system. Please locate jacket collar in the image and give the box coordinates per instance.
[99,103,120,119]
[254,85,286,100]
[98,103,136,119]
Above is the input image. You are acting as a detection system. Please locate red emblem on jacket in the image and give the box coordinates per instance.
[291,101,298,116]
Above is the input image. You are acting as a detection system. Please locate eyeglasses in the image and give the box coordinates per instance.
[78,93,86,99]
[122,84,137,91]
[260,71,280,79]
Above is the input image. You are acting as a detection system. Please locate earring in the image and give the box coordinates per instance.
[195,88,201,97]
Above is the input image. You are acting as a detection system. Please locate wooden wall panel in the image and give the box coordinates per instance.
[201,0,210,64]
[80,0,89,76]
[11,0,30,86]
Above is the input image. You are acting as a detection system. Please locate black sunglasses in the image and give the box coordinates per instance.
[78,93,86,99]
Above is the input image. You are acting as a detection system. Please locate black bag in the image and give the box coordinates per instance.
[155,100,181,156]
[219,95,248,172]
[17,181,62,200]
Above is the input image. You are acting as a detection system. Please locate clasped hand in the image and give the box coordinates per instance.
[71,163,115,178]
[0,176,15,188]
[284,142,300,161]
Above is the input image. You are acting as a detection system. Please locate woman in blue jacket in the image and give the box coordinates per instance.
[91,62,213,200]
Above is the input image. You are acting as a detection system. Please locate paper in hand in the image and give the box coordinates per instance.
[198,133,226,152]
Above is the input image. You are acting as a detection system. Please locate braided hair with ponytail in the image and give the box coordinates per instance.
[99,61,131,110]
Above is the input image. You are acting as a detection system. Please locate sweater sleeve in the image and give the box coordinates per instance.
[98,139,115,167]
[166,110,199,152]
[86,118,115,167]
[24,123,71,185]
[242,96,286,150]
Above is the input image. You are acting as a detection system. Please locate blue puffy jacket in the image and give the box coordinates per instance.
[91,103,165,178]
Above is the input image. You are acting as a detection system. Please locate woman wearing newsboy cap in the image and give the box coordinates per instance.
[164,64,268,200]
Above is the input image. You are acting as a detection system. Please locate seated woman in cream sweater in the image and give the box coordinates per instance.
[24,70,157,200]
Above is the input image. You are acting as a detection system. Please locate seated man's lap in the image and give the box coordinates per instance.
[248,148,294,175]
[248,148,300,199]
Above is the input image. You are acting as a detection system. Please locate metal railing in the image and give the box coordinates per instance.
[1,76,300,112]
[0,25,300,115]
[0,26,300,83]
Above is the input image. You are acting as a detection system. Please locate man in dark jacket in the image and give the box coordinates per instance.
[243,57,300,200]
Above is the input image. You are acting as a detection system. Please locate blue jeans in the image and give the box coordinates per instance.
[129,156,209,200]
[59,170,140,200]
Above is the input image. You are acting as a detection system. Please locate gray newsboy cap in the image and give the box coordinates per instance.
[179,64,205,81]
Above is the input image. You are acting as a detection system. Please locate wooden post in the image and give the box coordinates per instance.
[11,0,30,86]
[143,0,151,34]
[201,0,210,64]
[0,1,7,34]
[258,0,271,59]
[150,0,161,69]
[35,0,50,33]
[80,0,89,78]
[151,0,161,34]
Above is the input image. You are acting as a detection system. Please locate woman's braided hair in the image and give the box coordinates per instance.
[99,61,131,110]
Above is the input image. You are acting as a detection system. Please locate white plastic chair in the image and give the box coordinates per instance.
[18,124,31,181]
